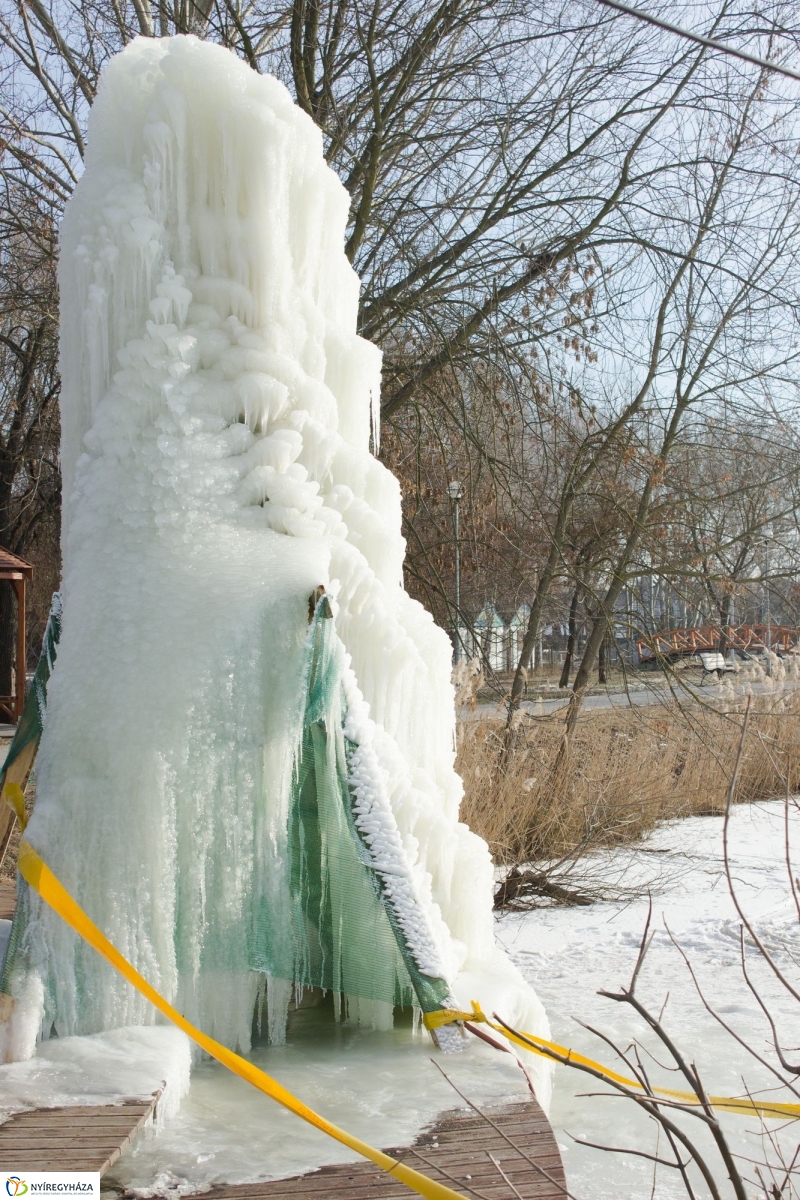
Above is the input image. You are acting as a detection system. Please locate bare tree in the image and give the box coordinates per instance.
[0,180,60,686]
[497,56,800,739]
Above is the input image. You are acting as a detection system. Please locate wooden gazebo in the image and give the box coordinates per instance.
[0,547,33,723]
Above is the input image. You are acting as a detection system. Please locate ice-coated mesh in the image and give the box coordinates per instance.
[1,592,61,784]
[0,594,61,993]
[250,598,450,1015]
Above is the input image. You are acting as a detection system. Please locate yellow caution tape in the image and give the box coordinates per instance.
[0,738,39,869]
[16,841,468,1200]
[424,1003,800,1122]
[2,782,27,831]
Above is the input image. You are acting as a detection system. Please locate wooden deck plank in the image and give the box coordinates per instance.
[200,1101,567,1200]
[0,1097,159,1175]
[246,1158,566,1187]
[0,881,15,921]
[3,1137,145,1147]
[0,1106,154,1119]
[0,1115,153,1130]
[0,1113,153,1128]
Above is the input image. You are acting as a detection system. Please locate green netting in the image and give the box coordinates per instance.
[0,593,61,994]
[2,592,60,783]
[250,597,450,1015]
[0,881,29,995]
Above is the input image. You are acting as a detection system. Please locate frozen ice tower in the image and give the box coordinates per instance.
[0,36,550,1098]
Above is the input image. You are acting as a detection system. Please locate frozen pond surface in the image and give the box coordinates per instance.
[500,799,800,1198]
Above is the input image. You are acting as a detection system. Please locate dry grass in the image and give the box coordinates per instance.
[458,692,800,865]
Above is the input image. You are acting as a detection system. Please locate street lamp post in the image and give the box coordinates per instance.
[448,480,464,660]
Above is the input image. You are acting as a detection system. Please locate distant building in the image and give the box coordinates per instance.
[474,608,506,671]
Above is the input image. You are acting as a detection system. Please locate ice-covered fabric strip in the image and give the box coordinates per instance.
[287,598,451,1018]
[341,663,447,983]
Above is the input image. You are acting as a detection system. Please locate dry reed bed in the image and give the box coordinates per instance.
[458,693,800,864]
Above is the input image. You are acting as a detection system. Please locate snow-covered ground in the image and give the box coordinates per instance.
[501,799,800,1198]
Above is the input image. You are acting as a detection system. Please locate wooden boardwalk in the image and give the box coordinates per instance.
[0,1098,567,1200]
[0,1098,159,1174]
[0,881,15,920]
[202,1101,567,1200]
[0,1095,567,1197]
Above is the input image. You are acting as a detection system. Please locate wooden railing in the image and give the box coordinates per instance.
[636,624,799,662]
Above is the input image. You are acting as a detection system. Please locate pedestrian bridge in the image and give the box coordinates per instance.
[636,624,799,662]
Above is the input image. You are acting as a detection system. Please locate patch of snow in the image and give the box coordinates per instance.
[500,800,800,1197]
[0,1026,191,1128]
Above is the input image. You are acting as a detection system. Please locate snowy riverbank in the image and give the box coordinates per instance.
[502,799,800,1198]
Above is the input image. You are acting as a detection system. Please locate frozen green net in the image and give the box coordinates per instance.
[0,592,60,795]
[0,594,62,995]
[251,596,450,1017]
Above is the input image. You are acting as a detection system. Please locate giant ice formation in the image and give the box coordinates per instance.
[0,36,550,1100]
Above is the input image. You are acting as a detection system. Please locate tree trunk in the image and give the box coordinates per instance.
[559,583,581,688]
[598,631,609,684]
[561,372,698,743]
[0,469,17,701]
[718,593,733,657]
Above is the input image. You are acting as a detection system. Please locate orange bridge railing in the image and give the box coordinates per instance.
[635,624,799,662]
